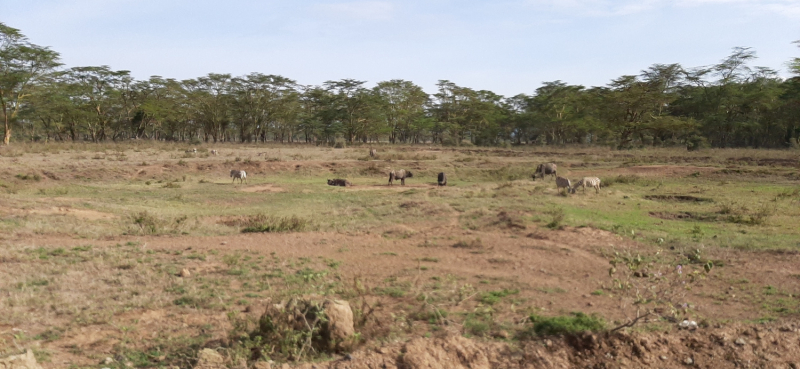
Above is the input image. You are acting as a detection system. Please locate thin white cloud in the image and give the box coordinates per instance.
[314,1,394,21]
[526,0,800,18]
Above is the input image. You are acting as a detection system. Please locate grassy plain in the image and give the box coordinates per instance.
[0,142,799,367]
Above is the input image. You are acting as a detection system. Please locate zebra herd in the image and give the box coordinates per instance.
[534,162,602,195]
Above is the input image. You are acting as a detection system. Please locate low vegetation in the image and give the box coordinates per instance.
[1,143,799,367]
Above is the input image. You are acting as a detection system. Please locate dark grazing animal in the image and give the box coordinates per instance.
[437,172,447,186]
[327,178,352,187]
[533,163,557,181]
[388,169,413,186]
[230,169,247,184]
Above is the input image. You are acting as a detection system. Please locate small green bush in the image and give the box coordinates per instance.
[479,288,519,305]
[241,214,309,233]
[523,312,605,337]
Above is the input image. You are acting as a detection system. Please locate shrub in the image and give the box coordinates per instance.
[241,214,309,233]
[522,312,605,337]
[479,289,519,305]
[545,208,565,229]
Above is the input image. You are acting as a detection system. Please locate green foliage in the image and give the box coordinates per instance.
[478,288,519,305]
[545,207,565,229]
[523,312,605,337]
[240,214,309,233]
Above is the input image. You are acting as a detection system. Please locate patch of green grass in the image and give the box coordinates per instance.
[522,312,605,337]
[241,215,309,233]
[479,289,519,305]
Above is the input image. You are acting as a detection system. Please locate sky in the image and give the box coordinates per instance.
[5,0,800,96]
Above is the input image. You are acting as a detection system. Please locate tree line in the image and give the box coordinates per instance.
[2,23,800,149]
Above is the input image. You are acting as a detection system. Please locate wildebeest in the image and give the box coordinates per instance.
[533,163,557,181]
[570,177,601,194]
[555,176,571,195]
[388,169,413,186]
[230,170,247,184]
[437,172,447,186]
[327,179,352,187]
[369,148,377,157]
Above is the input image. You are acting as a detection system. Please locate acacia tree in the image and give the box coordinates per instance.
[0,23,61,145]
[374,80,428,143]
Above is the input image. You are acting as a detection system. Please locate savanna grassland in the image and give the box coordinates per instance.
[1,142,800,368]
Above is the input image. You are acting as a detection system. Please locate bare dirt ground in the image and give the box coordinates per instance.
[1,144,799,368]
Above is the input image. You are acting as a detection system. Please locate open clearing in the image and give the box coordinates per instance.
[1,143,800,368]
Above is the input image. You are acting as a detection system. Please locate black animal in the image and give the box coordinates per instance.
[532,163,557,181]
[327,179,352,187]
[388,169,413,186]
[437,172,447,186]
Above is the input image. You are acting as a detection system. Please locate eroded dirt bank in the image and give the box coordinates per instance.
[286,323,800,369]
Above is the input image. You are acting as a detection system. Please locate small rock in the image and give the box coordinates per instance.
[343,353,353,361]
[735,338,747,346]
[179,268,191,278]
[253,362,272,369]
[587,302,594,307]
[221,242,228,245]
[0,350,44,369]
[493,330,510,339]
[660,355,668,361]
[195,348,225,369]
[684,357,693,365]
[104,357,114,365]
[544,339,553,347]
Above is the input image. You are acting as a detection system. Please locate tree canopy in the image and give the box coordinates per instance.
[2,23,799,149]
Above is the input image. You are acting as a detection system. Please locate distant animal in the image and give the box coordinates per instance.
[185,148,197,154]
[555,176,571,195]
[533,163,557,181]
[230,169,247,184]
[210,149,218,156]
[327,179,352,187]
[369,148,377,157]
[571,177,601,194]
[388,169,413,186]
[437,172,447,186]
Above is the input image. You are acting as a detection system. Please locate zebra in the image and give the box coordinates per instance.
[437,172,447,186]
[555,176,571,195]
[571,177,601,194]
[388,169,413,186]
[533,163,557,181]
[230,170,247,184]
[369,148,377,158]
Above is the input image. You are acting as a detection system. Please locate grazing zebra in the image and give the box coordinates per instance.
[437,172,447,186]
[571,177,601,194]
[369,148,377,157]
[533,163,557,181]
[210,149,218,156]
[555,176,571,195]
[327,179,352,187]
[388,169,413,186]
[230,170,247,184]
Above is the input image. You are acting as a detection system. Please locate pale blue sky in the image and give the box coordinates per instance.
[5,0,800,96]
